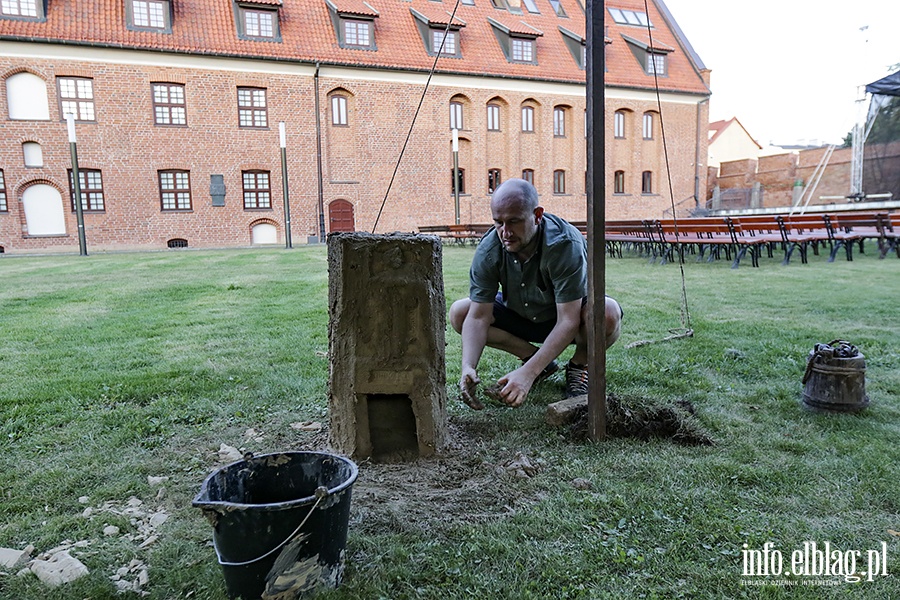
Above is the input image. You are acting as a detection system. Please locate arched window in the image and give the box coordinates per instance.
[614,170,625,194]
[614,110,626,138]
[449,101,463,130]
[487,103,501,131]
[22,142,43,167]
[521,106,534,132]
[331,95,348,126]
[6,72,50,120]
[488,169,501,194]
[553,106,567,137]
[553,170,566,194]
[642,171,653,194]
[642,112,654,140]
[521,169,534,185]
[452,167,465,194]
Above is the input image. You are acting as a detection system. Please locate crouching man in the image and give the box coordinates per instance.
[449,178,623,409]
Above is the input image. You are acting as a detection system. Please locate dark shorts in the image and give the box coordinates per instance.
[492,293,623,344]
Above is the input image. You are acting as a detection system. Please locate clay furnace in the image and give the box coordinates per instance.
[327,233,448,460]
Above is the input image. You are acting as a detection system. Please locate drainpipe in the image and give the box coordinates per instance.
[694,97,709,210]
[314,62,326,241]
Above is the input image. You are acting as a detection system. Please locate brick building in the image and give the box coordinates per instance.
[0,0,710,253]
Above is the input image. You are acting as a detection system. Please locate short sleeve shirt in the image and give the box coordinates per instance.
[469,213,587,323]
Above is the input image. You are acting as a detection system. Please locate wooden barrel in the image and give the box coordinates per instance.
[802,344,869,412]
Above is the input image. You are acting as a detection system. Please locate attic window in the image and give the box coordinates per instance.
[522,0,539,13]
[547,0,566,17]
[327,0,379,50]
[488,17,542,65]
[647,52,666,76]
[1,0,43,20]
[511,38,533,62]
[410,8,465,58]
[608,8,651,27]
[127,1,172,32]
[235,2,281,41]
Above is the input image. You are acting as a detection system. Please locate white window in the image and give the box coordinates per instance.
[609,8,651,27]
[344,20,371,47]
[553,107,566,137]
[6,72,50,120]
[237,87,267,128]
[450,101,463,130]
[331,95,348,126]
[132,1,166,28]
[58,77,95,121]
[245,9,274,37]
[23,141,42,167]
[521,106,534,132]
[1,0,38,17]
[522,0,539,13]
[614,111,625,138]
[487,104,500,131]
[643,112,654,139]
[432,30,457,55]
[548,0,566,17]
[511,38,533,62]
[647,53,666,76]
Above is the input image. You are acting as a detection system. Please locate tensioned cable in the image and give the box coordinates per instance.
[625,0,693,347]
[372,0,463,233]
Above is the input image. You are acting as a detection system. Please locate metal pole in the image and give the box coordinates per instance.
[65,113,88,256]
[279,122,293,249]
[452,128,460,225]
[586,0,606,440]
[314,63,326,241]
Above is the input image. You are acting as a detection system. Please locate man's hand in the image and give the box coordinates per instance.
[459,367,484,410]
[497,366,534,408]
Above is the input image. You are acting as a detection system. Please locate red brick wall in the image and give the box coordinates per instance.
[0,56,708,253]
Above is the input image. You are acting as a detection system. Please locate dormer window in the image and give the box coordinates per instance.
[558,25,587,69]
[608,7,651,27]
[0,0,44,20]
[411,8,465,58]
[488,17,542,65]
[126,1,172,32]
[646,52,666,76]
[327,0,380,51]
[235,1,281,41]
[622,34,672,78]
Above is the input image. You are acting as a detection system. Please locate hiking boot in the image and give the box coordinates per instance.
[565,360,589,397]
[531,359,560,386]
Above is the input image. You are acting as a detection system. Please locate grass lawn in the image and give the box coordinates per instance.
[0,243,898,599]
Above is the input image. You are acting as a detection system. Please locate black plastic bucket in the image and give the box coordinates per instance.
[192,451,358,600]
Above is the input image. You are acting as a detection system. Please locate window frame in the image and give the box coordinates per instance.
[488,168,502,194]
[521,106,534,132]
[452,167,465,194]
[242,170,272,210]
[57,77,96,122]
[127,0,171,33]
[0,169,7,212]
[486,103,501,132]
[641,170,653,195]
[158,169,192,211]
[553,169,566,194]
[449,101,464,130]
[510,37,535,63]
[343,19,374,49]
[553,107,566,137]
[521,169,534,185]
[151,83,187,126]
[642,112,654,140]
[0,0,43,20]
[432,29,459,57]
[646,52,667,76]
[331,94,348,126]
[614,170,625,194]
[614,110,625,138]
[68,168,106,212]
[237,87,268,129]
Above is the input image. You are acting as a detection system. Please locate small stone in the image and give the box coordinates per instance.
[117,566,130,577]
[218,443,242,463]
[127,497,143,507]
[138,568,149,585]
[290,421,323,432]
[103,525,120,536]
[81,507,93,518]
[138,535,159,549]
[0,547,30,569]
[571,478,593,490]
[147,476,169,486]
[149,512,168,527]
[155,488,166,501]
[78,496,90,504]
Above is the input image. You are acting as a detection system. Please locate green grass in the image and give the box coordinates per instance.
[0,245,898,599]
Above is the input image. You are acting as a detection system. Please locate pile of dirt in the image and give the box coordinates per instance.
[569,394,714,446]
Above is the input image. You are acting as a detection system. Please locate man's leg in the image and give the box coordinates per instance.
[449,297,538,360]
[566,296,623,397]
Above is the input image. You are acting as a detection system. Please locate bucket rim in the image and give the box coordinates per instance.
[191,450,359,512]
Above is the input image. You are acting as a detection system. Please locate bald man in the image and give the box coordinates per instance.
[449,178,623,409]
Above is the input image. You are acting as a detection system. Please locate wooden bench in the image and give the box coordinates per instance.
[877,213,900,258]
[824,212,887,261]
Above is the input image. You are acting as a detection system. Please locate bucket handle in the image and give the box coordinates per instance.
[214,486,330,567]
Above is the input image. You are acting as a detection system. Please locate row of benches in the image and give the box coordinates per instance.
[572,212,900,268]
[419,212,900,268]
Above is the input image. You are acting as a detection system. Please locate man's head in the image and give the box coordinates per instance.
[490,178,543,255]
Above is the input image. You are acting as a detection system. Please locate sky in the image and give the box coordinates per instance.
[661,0,900,147]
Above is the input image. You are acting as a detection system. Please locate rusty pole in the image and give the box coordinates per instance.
[586,0,607,440]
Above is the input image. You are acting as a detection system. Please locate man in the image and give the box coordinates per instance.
[449,178,623,409]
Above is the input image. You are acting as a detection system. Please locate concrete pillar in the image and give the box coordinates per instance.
[751,182,762,209]
[327,233,448,461]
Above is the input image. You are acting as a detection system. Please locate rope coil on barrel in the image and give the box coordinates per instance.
[215,486,330,567]
[802,339,861,384]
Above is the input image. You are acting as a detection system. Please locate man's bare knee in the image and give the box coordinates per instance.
[449,298,471,334]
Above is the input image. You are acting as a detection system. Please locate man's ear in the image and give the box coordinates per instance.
[533,206,544,223]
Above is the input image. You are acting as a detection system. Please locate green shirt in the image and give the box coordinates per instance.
[469,213,587,323]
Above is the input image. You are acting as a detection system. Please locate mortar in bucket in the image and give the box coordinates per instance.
[801,340,869,412]
[193,451,358,600]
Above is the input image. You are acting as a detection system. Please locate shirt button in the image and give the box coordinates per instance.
[524,302,528,307]
[532,317,537,321]
[521,283,525,287]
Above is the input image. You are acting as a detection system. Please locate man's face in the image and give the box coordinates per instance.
[491,194,542,254]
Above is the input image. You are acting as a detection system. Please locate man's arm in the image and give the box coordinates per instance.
[459,300,494,410]
[497,298,582,407]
